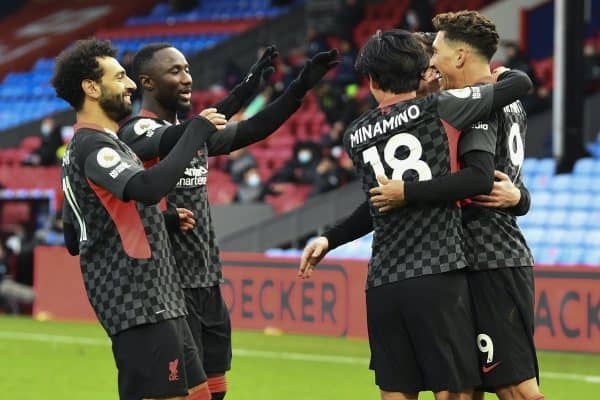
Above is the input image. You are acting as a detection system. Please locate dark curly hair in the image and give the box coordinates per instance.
[51,39,116,111]
[432,11,499,61]
[355,29,429,93]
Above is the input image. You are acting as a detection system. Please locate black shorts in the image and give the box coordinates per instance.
[111,317,206,400]
[467,267,539,391]
[366,271,481,393]
[184,285,232,374]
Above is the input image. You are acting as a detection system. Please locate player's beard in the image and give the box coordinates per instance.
[99,87,132,122]
[158,92,192,114]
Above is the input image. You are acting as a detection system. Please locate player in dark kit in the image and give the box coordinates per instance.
[429,12,543,400]
[118,43,338,399]
[54,39,226,400]
[299,30,532,400]
[354,12,543,400]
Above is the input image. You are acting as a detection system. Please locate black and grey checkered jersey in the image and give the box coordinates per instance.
[343,85,496,288]
[61,125,186,336]
[461,100,534,269]
[119,114,237,288]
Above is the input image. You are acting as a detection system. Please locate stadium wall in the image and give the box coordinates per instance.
[33,247,600,354]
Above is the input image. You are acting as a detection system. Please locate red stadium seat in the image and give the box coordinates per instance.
[20,136,42,152]
[265,183,312,213]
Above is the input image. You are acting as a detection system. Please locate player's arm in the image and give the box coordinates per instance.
[471,170,531,215]
[206,49,340,156]
[213,46,278,119]
[438,69,532,131]
[323,200,373,249]
[370,119,498,211]
[83,116,218,206]
[122,109,225,160]
[62,200,79,255]
[299,201,372,278]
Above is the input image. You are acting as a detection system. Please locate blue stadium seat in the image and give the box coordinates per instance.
[533,246,559,264]
[583,230,600,248]
[519,209,549,228]
[556,246,585,265]
[570,193,594,210]
[536,158,556,176]
[573,158,599,175]
[582,249,600,265]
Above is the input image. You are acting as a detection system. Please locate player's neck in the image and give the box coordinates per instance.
[141,96,177,124]
[376,90,417,108]
[461,62,493,86]
[76,106,118,135]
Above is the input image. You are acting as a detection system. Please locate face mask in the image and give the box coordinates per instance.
[40,123,53,136]
[297,150,313,164]
[246,173,261,187]
[331,146,342,159]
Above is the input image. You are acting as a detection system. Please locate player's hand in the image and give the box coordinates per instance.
[176,208,195,231]
[245,45,278,87]
[471,170,521,208]
[369,175,407,213]
[491,66,510,82]
[290,49,339,97]
[199,108,227,130]
[298,236,329,279]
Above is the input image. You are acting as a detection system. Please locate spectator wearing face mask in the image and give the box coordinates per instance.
[22,117,65,166]
[269,141,344,196]
[234,166,280,203]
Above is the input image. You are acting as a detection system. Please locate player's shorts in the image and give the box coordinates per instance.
[467,266,539,391]
[111,317,206,400]
[366,270,481,393]
[184,285,232,374]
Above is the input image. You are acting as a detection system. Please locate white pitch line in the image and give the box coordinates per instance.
[1,331,599,384]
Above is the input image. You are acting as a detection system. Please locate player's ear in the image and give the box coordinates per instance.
[82,79,101,100]
[456,48,466,68]
[139,74,154,91]
[369,75,380,90]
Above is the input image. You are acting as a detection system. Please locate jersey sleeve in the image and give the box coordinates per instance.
[458,113,498,157]
[207,122,238,156]
[81,137,145,200]
[437,84,494,130]
[119,118,169,161]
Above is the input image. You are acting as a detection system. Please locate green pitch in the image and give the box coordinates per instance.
[1,316,598,399]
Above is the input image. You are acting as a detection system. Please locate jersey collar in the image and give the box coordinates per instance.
[139,108,178,125]
[73,122,117,136]
[377,92,417,109]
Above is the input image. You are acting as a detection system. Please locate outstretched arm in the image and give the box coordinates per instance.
[298,201,372,279]
[214,46,279,119]
[228,49,340,151]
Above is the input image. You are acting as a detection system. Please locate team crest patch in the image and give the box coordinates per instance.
[97,147,121,168]
[447,87,472,99]
[134,118,162,136]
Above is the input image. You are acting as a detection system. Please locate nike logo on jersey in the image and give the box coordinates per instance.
[482,362,501,374]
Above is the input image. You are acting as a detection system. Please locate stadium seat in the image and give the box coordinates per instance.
[573,158,599,175]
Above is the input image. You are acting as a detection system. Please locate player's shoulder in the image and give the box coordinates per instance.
[119,115,166,137]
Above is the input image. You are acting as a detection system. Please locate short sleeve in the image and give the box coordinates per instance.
[119,118,169,160]
[207,122,238,156]
[459,114,498,157]
[437,84,495,130]
[83,143,144,200]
